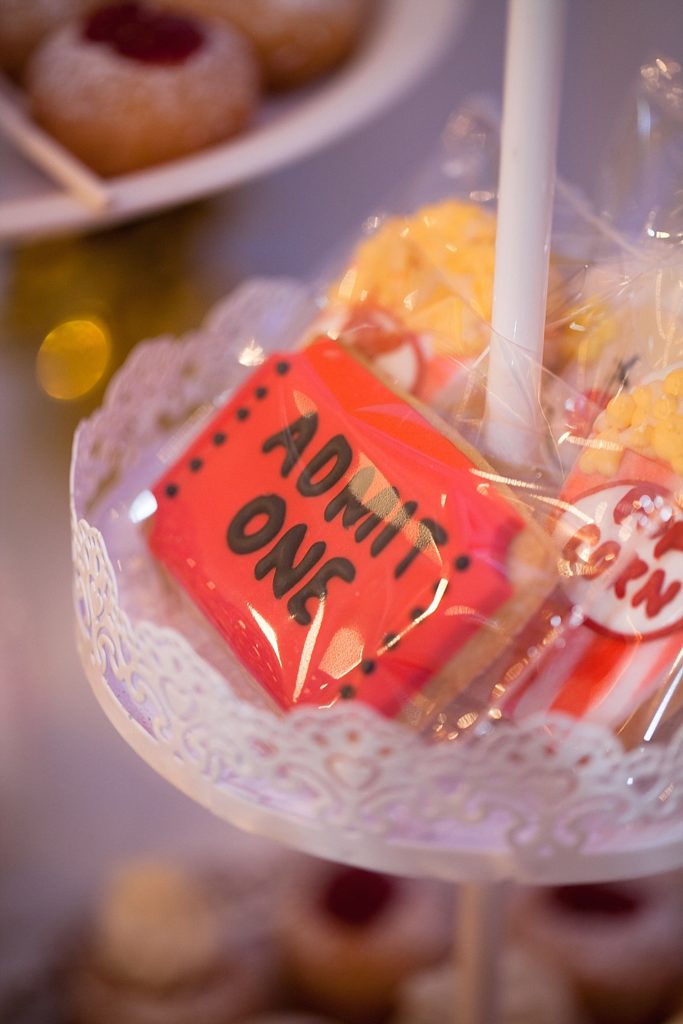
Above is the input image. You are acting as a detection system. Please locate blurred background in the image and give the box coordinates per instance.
[2,1,683,1022]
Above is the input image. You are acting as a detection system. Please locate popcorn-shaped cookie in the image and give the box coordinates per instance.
[148,338,555,727]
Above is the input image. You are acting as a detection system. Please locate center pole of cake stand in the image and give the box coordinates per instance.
[457,881,508,1024]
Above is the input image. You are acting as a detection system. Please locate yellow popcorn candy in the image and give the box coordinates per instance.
[631,406,650,428]
[653,394,678,419]
[650,418,682,465]
[580,374,683,477]
[579,426,625,476]
[633,385,653,409]
[605,392,636,430]
[664,368,683,397]
[330,200,497,358]
[624,425,652,451]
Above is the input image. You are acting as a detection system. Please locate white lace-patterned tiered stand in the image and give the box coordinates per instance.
[71,279,683,1022]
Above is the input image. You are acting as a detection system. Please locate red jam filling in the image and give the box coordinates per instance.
[84,2,203,64]
[551,883,641,917]
[322,867,396,927]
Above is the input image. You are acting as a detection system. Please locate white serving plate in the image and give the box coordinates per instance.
[0,0,467,241]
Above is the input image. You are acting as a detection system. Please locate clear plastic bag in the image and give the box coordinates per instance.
[121,82,683,747]
[491,58,683,746]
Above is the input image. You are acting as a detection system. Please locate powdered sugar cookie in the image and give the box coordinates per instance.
[26,2,259,175]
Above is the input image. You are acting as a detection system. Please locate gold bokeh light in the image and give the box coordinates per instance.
[36,318,111,400]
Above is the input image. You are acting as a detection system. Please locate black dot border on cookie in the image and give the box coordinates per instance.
[160,361,276,501]
[346,551,474,695]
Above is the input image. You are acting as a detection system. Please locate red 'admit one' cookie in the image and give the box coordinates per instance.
[147,339,555,726]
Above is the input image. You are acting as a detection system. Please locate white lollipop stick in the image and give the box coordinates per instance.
[484,0,566,466]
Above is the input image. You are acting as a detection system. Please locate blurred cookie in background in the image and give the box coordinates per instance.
[65,856,282,1024]
[510,874,683,1024]
[275,858,454,1022]
[156,0,369,89]
[392,945,585,1024]
[25,2,260,176]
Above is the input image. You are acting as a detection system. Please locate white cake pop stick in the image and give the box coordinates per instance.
[485,0,567,466]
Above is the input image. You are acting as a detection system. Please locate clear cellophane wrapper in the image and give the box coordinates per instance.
[78,86,683,753]
[490,58,683,748]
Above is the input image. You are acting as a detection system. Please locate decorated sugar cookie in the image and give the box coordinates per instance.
[148,338,556,726]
